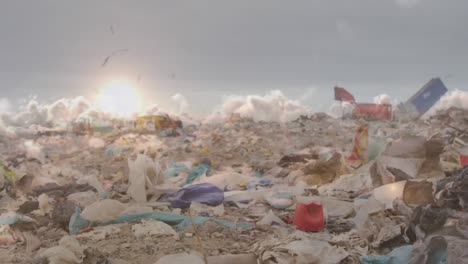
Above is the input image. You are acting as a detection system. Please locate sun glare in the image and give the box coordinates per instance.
[97,80,141,117]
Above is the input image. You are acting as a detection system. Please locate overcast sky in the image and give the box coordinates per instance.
[0,0,467,113]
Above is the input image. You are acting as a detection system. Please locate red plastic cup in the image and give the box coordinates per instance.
[293,202,325,232]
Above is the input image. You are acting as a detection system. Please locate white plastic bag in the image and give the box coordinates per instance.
[81,199,127,223]
[39,247,81,264]
[128,154,162,203]
[67,191,98,208]
[38,236,84,264]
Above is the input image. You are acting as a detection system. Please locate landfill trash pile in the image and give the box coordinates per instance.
[1,101,468,263]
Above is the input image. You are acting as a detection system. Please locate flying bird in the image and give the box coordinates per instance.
[101,49,128,67]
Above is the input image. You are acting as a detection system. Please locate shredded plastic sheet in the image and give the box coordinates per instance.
[0,212,36,225]
[256,235,349,264]
[69,208,253,235]
[361,245,413,264]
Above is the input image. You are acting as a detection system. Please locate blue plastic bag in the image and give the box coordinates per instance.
[162,183,224,209]
[247,178,272,189]
[361,245,413,264]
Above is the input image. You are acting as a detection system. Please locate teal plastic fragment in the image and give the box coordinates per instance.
[164,162,189,177]
[69,208,253,235]
[0,213,36,225]
[180,163,210,187]
[361,245,413,264]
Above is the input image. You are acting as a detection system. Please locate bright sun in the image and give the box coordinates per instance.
[97,80,141,117]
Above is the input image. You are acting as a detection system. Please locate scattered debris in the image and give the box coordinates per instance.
[1,85,466,263]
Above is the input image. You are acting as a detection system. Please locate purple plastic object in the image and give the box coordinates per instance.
[162,183,224,209]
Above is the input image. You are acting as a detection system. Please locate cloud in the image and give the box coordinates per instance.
[0,98,11,112]
[0,96,96,136]
[205,90,312,123]
[373,94,392,105]
[0,95,198,137]
[0,118,14,137]
[47,97,92,124]
[395,0,422,8]
[426,90,468,116]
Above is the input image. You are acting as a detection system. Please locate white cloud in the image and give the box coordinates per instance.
[373,94,392,105]
[0,97,96,136]
[205,90,312,123]
[426,90,468,116]
[0,98,11,112]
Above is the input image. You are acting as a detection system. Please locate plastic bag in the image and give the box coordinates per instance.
[67,191,98,208]
[37,236,84,264]
[164,162,189,177]
[80,199,127,223]
[361,245,412,264]
[180,163,210,186]
[0,211,36,225]
[367,136,387,162]
[257,210,287,226]
[77,170,109,199]
[372,181,406,209]
[162,183,224,209]
[69,208,253,235]
[293,202,324,232]
[265,192,293,209]
[128,154,162,203]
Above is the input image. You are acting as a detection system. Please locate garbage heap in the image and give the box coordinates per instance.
[0,108,467,264]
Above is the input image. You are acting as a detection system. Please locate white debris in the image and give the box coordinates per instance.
[132,220,177,238]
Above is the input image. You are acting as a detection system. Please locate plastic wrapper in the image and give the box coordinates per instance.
[162,183,224,209]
